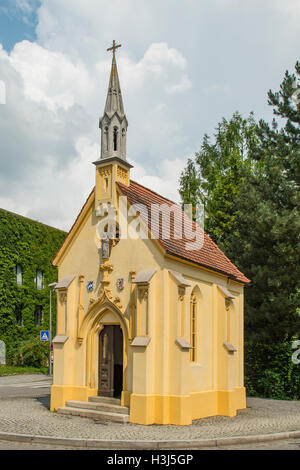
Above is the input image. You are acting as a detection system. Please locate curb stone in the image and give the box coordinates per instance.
[0,430,299,449]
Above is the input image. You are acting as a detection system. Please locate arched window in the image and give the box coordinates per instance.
[36,270,44,290]
[104,127,109,151]
[190,294,197,362]
[113,127,118,151]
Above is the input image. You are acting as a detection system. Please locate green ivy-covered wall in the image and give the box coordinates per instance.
[0,208,67,364]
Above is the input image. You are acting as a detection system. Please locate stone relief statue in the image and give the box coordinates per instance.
[101,233,111,259]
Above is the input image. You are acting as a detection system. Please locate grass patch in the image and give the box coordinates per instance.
[0,365,48,376]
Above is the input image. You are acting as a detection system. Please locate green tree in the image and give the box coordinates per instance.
[226,166,300,342]
[226,61,300,343]
[179,158,201,219]
[179,60,300,360]
[0,209,66,364]
[179,112,259,251]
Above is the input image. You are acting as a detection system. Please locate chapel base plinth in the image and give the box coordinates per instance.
[129,387,246,425]
[50,385,97,412]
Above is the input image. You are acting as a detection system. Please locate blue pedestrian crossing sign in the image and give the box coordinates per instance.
[40,331,50,342]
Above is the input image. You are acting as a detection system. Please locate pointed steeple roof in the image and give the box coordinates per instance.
[103,45,125,119]
[98,41,129,162]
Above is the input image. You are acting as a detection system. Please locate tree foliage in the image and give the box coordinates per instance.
[11,337,49,368]
[225,61,300,343]
[180,112,259,250]
[245,341,299,400]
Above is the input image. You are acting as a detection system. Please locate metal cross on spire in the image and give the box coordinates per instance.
[107,40,122,61]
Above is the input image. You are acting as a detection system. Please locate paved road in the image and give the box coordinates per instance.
[0,374,52,398]
[0,439,87,450]
[0,374,51,398]
[201,437,300,450]
[0,437,299,450]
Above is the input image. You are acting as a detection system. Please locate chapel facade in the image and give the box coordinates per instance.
[50,42,250,425]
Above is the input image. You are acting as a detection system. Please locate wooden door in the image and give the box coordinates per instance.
[98,325,114,397]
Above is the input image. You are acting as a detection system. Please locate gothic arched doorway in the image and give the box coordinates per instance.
[98,325,123,398]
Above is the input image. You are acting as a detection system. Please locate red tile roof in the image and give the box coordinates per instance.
[117,180,250,284]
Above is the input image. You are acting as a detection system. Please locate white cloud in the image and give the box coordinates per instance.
[15,0,33,14]
[0,42,95,230]
[274,0,300,16]
[25,136,97,230]
[10,41,93,111]
[131,156,189,204]
[167,76,192,95]
[0,34,192,230]
[202,82,232,97]
[0,0,300,231]
[112,42,191,97]
[142,43,187,70]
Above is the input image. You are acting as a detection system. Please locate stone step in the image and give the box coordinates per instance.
[65,400,129,415]
[88,396,121,406]
[58,406,129,423]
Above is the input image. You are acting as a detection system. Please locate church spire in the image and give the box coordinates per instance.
[99,41,128,160]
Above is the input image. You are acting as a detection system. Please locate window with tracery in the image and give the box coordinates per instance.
[190,294,197,362]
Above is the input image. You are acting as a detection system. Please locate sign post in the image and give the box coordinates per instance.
[48,282,58,376]
[40,330,50,342]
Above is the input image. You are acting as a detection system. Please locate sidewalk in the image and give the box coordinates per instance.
[0,388,299,448]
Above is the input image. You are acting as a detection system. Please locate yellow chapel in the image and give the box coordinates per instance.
[50,42,250,426]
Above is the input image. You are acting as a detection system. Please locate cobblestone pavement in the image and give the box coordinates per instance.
[0,375,299,443]
[0,398,299,441]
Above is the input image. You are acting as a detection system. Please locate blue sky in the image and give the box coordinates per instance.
[0,0,299,231]
[0,1,40,51]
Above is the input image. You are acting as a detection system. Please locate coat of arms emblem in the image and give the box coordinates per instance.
[117,278,125,290]
[87,281,94,292]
